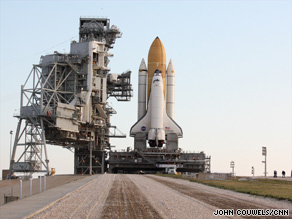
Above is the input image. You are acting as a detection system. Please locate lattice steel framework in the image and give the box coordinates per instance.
[9,18,132,177]
[10,66,50,175]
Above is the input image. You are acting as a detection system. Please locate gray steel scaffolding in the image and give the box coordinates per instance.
[8,18,132,177]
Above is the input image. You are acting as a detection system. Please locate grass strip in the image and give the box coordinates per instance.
[155,174,292,202]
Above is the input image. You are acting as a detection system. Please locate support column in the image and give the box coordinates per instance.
[39,177,42,192]
[89,143,92,175]
[19,180,22,199]
[41,118,50,175]
[102,151,105,174]
[29,178,32,196]
[9,119,23,173]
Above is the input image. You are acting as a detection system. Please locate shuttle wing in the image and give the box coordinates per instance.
[163,110,183,137]
[130,101,152,136]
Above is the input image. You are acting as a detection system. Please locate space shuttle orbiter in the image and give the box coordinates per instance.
[130,37,182,150]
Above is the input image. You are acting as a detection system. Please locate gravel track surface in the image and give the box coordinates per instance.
[128,174,218,219]
[29,174,113,219]
[28,174,292,219]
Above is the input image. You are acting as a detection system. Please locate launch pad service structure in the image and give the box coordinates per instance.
[108,37,210,174]
[7,18,209,177]
[8,18,132,177]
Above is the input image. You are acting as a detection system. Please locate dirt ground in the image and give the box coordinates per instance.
[100,175,162,219]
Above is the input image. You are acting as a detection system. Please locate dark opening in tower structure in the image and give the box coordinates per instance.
[9,18,132,177]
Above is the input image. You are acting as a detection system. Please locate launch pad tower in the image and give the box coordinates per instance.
[9,18,132,176]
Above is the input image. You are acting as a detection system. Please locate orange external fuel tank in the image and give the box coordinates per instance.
[147,37,166,102]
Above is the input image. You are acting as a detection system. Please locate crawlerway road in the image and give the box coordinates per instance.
[27,174,292,219]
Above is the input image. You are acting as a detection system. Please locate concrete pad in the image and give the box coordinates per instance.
[0,175,98,219]
[0,175,88,206]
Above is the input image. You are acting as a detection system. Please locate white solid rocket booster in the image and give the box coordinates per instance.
[166,59,175,119]
[138,58,147,120]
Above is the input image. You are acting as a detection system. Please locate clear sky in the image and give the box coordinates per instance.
[0,0,291,178]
